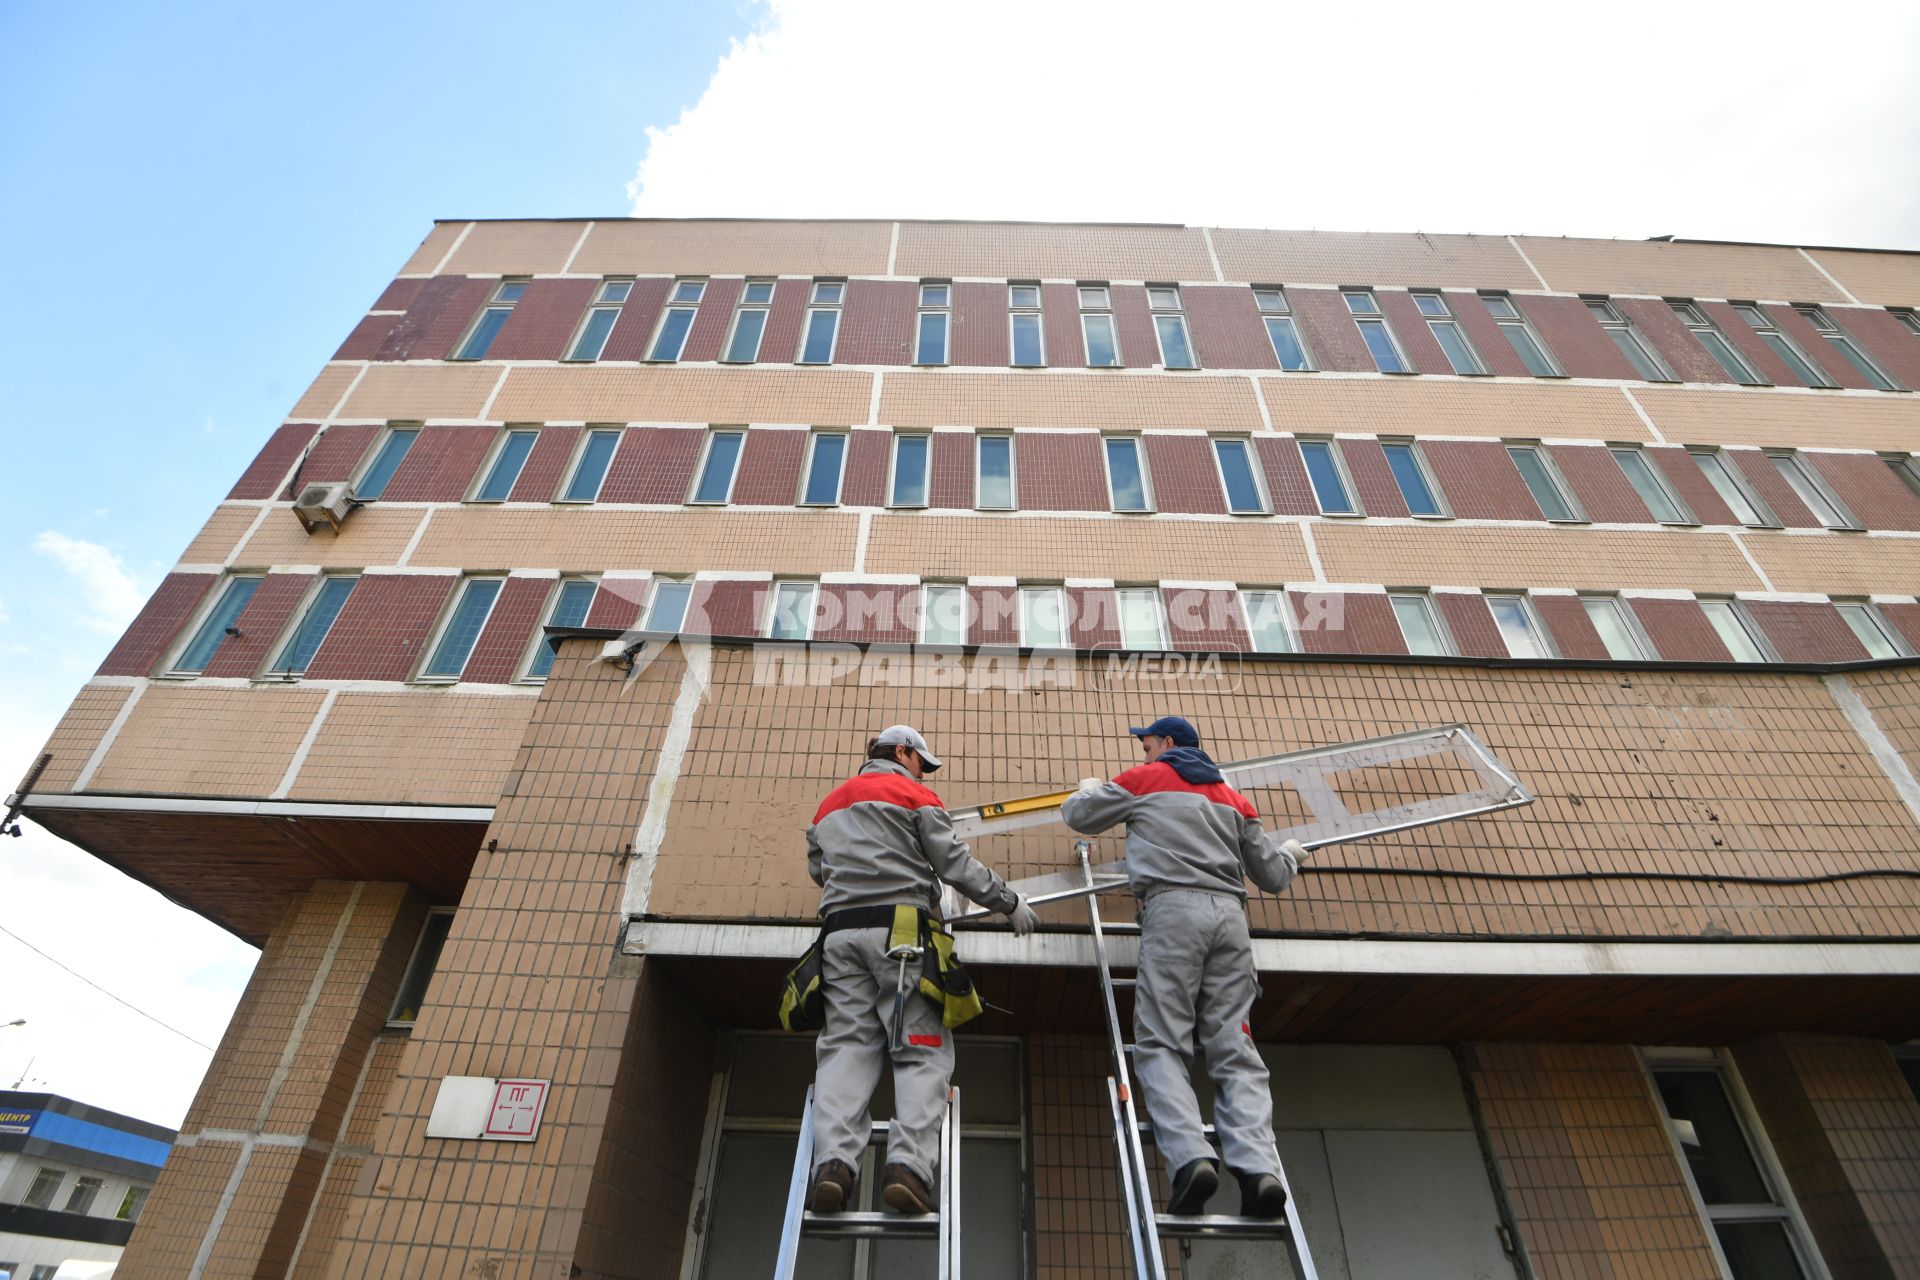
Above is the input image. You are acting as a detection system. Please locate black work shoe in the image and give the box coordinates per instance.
[881,1162,935,1214]
[1236,1169,1287,1220]
[1166,1158,1219,1215]
[808,1159,855,1214]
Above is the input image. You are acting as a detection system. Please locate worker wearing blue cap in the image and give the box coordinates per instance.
[1061,716,1308,1219]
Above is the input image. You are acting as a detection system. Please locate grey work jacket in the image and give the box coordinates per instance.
[807,760,1019,918]
[1061,760,1299,900]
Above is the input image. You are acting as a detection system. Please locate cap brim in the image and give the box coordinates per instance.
[917,751,942,771]
[1128,726,1153,737]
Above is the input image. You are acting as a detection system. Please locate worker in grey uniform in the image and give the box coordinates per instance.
[1061,715,1308,1219]
[805,725,1040,1215]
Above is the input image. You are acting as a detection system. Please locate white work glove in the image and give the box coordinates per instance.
[1005,896,1040,936]
[1281,838,1311,863]
[1077,777,1106,795]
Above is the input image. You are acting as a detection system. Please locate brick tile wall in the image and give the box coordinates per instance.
[1648,446,1741,526]
[509,426,583,503]
[1745,600,1870,664]
[231,422,319,500]
[1041,282,1086,368]
[596,277,672,362]
[303,572,456,681]
[929,430,974,508]
[1030,1035,1144,1280]
[96,571,217,675]
[1808,452,1920,531]
[1185,284,1278,370]
[952,281,1009,366]
[375,275,494,361]
[1437,592,1509,658]
[1767,304,1876,390]
[1515,294,1639,380]
[1068,586,1122,649]
[1534,595,1612,659]
[600,426,706,504]
[584,578,648,631]
[814,583,917,643]
[1112,284,1159,369]
[203,572,317,678]
[1702,300,1799,386]
[332,312,401,361]
[758,278,808,365]
[836,279,917,365]
[688,579,766,636]
[286,424,379,495]
[371,278,424,312]
[1630,597,1733,661]
[1881,601,1920,652]
[1338,438,1411,517]
[1166,587,1252,650]
[1423,440,1544,520]
[730,428,808,506]
[1141,434,1226,514]
[1290,287,1375,372]
[378,425,496,503]
[1833,306,1920,390]
[1444,291,1534,378]
[488,278,598,361]
[1015,433,1108,511]
[970,585,1018,646]
[1732,449,1821,527]
[462,576,553,683]
[840,428,891,506]
[1255,436,1319,516]
[1548,444,1655,523]
[1294,590,1407,655]
[1376,289,1456,374]
[1616,296,1735,385]
[680,276,743,363]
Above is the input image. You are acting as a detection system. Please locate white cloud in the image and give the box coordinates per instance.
[33,531,150,635]
[630,0,1920,248]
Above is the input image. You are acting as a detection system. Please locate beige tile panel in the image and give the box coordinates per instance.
[881,371,1263,430]
[439,220,589,275]
[338,363,502,420]
[864,513,1311,580]
[180,505,264,565]
[236,505,427,569]
[1261,378,1651,441]
[288,364,361,419]
[893,222,1215,281]
[1805,248,1920,309]
[397,222,466,275]
[490,365,873,426]
[1742,531,1920,595]
[1210,228,1541,291]
[1314,523,1763,592]
[570,219,893,277]
[412,506,860,573]
[287,690,534,805]
[30,684,133,793]
[1635,386,1920,451]
[88,684,327,797]
[1846,667,1920,781]
[1514,236,1845,302]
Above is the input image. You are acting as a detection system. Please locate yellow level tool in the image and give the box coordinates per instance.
[976,789,1075,821]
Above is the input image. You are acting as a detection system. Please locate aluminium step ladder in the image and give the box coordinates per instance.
[774,1083,961,1280]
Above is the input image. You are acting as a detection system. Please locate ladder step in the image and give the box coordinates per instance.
[1134,1120,1218,1140]
[1109,977,1137,989]
[1155,1213,1300,1240]
[802,1210,940,1239]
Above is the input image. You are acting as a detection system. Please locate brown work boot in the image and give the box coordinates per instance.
[881,1162,935,1215]
[808,1158,856,1213]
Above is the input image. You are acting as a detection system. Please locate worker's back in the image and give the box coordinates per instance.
[1063,759,1297,898]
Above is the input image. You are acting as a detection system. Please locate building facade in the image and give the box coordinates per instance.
[14,218,1920,1278]
[0,1092,171,1278]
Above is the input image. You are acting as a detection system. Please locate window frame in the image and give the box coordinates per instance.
[1389,591,1455,656]
[1485,592,1556,658]
[765,580,819,642]
[975,433,1016,511]
[264,573,359,678]
[1478,292,1562,376]
[469,427,540,503]
[1017,584,1069,649]
[23,1167,64,1210]
[564,278,634,362]
[1832,599,1911,659]
[888,432,933,509]
[451,277,528,361]
[798,431,848,507]
[918,582,969,646]
[1115,586,1169,651]
[1580,593,1656,660]
[687,429,746,506]
[1342,289,1412,374]
[915,281,951,366]
[721,280,776,364]
[519,576,601,683]
[1101,435,1154,513]
[1669,300,1764,384]
[1796,305,1903,390]
[386,906,456,1027]
[1882,453,1920,503]
[797,279,844,365]
[1239,588,1297,654]
[1610,445,1696,525]
[1411,291,1487,375]
[1147,284,1197,369]
[1379,437,1448,518]
[353,424,421,501]
[643,577,693,633]
[1586,297,1675,381]
[1505,442,1585,523]
[1255,286,1316,371]
[1211,436,1269,515]
[1688,448,1779,528]
[1698,598,1775,663]
[1297,438,1361,516]
[558,427,623,504]
[1008,282,1045,368]
[168,573,264,676]
[416,575,507,683]
[1079,283,1120,368]
[645,286,701,362]
[1767,450,1861,530]
[1730,303,1832,388]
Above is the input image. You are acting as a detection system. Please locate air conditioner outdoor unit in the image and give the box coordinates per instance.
[293,481,356,532]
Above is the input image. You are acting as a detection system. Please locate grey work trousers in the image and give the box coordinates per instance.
[812,925,951,1184]
[1132,889,1281,1177]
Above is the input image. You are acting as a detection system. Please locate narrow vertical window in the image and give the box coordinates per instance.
[1506,444,1580,521]
[799,280,843,364]
[766,581,817,641]
[1690,450,1775,527]
[1213,438,1266,514]
[1731,305,1831,388]
[1104,437,1150,512]
[421,578,504,680]
[644,579,692,632]
[647,280,705,361]
[1343,290,1410,373]
[1480,294,1559,376]
[1080,284,1120,367]
[1116,588,1167,649]
[1009,283,1044,367]
[1834,602,1908,658]
[1587,299,1672,380]
[919,583,968,646]
[1241,590,1296,653]
[1413,292,1485,374]
[977,434,1015,509]
[1699,600,1769,662]
[1884,454,1920,502]
[916,282,950,365]
[1670,301,1761,383]
[65,1177,103,1215]
[1380,441,1443,516]
[1148,285,1197,369]
[691,430,745,504]
[387,909,454,1024]
[1610,447,1691,524]
[891,433,931,507]
[454,279,526,360]
[1768,452,1859,529]
[268,576,357,676]
[356,427,419,500]
[1486,594,1552,658]
[1795,306,1902,389]
[800,432,846,506]
[173,576,262,674]
[1018,586,1067,648]
[1389,593,1451,656]
[23,1168,63,1210]
[567,279,632,361]
[722,280,775,363]
[524,578,599,681]
[116,1185,151,1223]
[1582,596,1652,660]
[1297,440,1356,515]
[473,429,538,502]
[560,429,621,503]
[1254,288,1313,371]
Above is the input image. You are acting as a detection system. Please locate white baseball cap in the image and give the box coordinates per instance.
[873,724,942,772]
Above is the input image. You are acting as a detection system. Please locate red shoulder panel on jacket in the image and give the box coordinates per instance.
[1113,761,1258,819]
[812,772,944,823]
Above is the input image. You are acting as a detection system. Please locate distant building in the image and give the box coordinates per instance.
[0,1092,170,1279]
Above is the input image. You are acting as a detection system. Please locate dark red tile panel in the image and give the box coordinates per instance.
[686,580,765,637]
[372,278,425,312]
[1614,297,1735,385]
[969,586,1019,647]
[1647,447,1740,526]
[1764,305,1875,390]
[836,280,917,365]
[1292,591,1407,656]
[1142,435,1226,514]
[1375,290,1455,375]
[1041,284,1087,368]
[1731,450,1820,528]
[1880,602,1920,653]
[334,313,403,361]
[1436,592,1507,659]
[816,584,916,644]
[1807,452,1920,532]
[729,429,808,506]
[284,425,380,496]
[1534,595,1612,660]
[1829,307,1920,390]
[1443,292,1533,378]
[1186,286,1278,371]
[375,275,495,361]
[759,279,809,365]
[1111,285,1158,369]
[929,432,974,509]
[508,427,583,503]
[597,278,673,362]
[230,423,320,500]
[1548,445,1654,524]
[202,572,318,678]
[96,572,219,676]
[1067,587,1122,650]
[839,430,892,506]
[379,426,497,503]
[585,579,648,631]
[1422,441,1544,520]
[1013,433,1107,511]
[1700,301,1797,387]
[1744,601,1869,664]
[304,572,458,681]
[461,576,553,684]
[1165,588,1253,651]
[486,278,598,361]
[1288,288,1374,373]
[952,283,1009,367]
[678,277,742,363]
[1628,598,1732,662]
[1254,436,1319,516]
[600,427,706,504]
[1338,439,1410,518]
[1513,295,1640,380]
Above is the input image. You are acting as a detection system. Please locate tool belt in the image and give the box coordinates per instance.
[778,903,985,1033]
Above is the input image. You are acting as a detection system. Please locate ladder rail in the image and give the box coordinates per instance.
[773,1084,819,1280]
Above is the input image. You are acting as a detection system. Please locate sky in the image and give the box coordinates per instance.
[2,0,1918,1128]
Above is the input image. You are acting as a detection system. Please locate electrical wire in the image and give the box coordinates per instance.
[1306,864,1920,886]
[0,921,218,1052]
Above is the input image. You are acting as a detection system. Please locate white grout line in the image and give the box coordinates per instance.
[1507,236,1552,292]
[1796,247,1862,306]
[1826,674,1920,827]
[323,362,371,422]
[853,510,872,573]
[1298,522,1327,583]
[477,365,511,420]
[886,222,900,276]
[1250,375,1275,431]
[271,688,340,800]
[282,1028,384,1273]
[428,222,475,276]
[623,643,711,918]
[561,221,596,275]
[1201,227,1225,282]
[227,505,277,567]
[396,508,435,567]
[1617,386,1668,444]
[1726,531,1776,592]
[867,371,884,426]
[73,683,146,791]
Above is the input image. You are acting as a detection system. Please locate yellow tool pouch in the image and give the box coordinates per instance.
[777,935,826,1033]
[891,904,985,1031]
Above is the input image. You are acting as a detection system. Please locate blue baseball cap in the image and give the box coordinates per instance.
[1129,716,1198,747]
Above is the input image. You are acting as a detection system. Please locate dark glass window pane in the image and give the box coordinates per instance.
[1502,324,1556,376]
[1215,440,1263,512]
[569,307,620,361]
[725,309,767,362]
[456,307,512,359]
[1508,447,1575,521]
[475,431,537,502]
[977,436,1013,508]
[892,435,929,506]
[562,431,621,502]
[1383,444,1441,515]
[647,581,691,632]
[1696,330,1758,382]
[800,309,838,364]
[1266,317,1310,370]
[693,432,743,504]
[1654,1070,1771,1205]
[916,312,948,364]
[1011,312,1043,366]
[388,912,454,1023]
[1156,315,1196,368]
[1106,439,1147,510]
[1431,321,1482,373]
[176,578,260,672]
[1822,334,1896,389]
[357,429,418,500]
[1358,319,1408,372]
[1608,328,1666,380]
[526,580,599,680]
[1898,1056,1920,1104]
[1084,314,1119,366]
[423,580,502,678]
[1758,333,1826,387]
[1715,1222,1807,1280]
[648,307,696,360]
[270,577,357,674]
[1299,441,1353,513]
[802,434,845,505]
